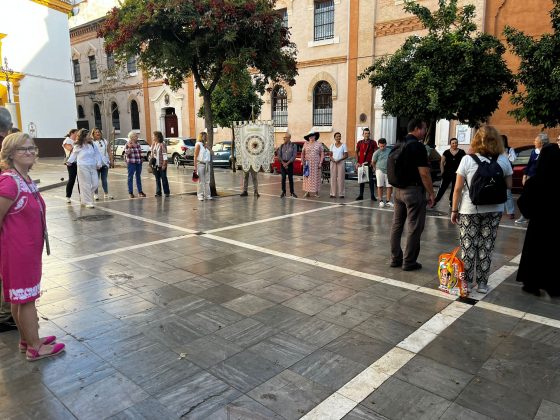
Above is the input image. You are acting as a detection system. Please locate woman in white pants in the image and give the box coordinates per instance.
[66,129,102,208]
[193,132,211,201]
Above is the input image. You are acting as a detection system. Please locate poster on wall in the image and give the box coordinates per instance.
[456,124,472,145]
[233,120,275,173]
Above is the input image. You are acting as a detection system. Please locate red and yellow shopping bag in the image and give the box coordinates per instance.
[438,247,467,297]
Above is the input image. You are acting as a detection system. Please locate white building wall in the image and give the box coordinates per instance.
[3,0,75,136]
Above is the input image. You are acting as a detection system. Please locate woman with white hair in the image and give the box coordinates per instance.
[125,131,145,198]
[66,129,102,208]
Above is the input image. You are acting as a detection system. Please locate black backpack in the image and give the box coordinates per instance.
[387,142,410,188]
[466,154,507,205]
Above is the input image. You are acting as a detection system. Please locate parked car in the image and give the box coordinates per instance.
[165,137,196,166]
[512,145,533,193]
[113,137,150,161]
[212,141,233,168]
[271,141,330,175]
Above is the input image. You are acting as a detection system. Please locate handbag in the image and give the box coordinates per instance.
[192,170,199,183]
[358,165,369,183]
[438,246,467,297]
[303,161,310,177]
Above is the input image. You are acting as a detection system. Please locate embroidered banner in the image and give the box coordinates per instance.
[233,120,275,172]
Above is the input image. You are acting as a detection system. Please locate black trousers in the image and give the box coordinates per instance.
[66,163,79,198]
[359,165,376,199]
[281,162,294,194]
[435,173,456,204]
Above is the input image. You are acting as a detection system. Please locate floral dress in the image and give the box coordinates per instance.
[302,141,324,193]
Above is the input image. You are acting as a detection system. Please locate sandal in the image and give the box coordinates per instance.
[26,343,65,362]
[19,336,57,353]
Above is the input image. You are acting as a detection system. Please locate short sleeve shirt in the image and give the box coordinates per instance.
[330,143,347,161]
[400,135,429,186]
[62,137,74,158]
[456,153,513,214]
[372,147,391,173]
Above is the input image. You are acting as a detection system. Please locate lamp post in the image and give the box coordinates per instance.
[1,57,14,103]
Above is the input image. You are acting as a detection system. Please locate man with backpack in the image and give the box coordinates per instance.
[388,119,435,271]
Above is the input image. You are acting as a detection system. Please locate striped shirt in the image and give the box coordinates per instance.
[125,142,143,164]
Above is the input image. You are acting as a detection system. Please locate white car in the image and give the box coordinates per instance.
[113,138,151,161]
[165,137,196,166]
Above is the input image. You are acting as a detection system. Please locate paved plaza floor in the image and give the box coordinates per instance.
[1,159,559,419]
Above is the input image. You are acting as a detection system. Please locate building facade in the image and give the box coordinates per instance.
[1,0,76,154]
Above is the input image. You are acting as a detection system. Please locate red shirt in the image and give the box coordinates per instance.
[356,139,378,165]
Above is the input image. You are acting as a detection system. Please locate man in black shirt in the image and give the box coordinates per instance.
[389,119,435,271]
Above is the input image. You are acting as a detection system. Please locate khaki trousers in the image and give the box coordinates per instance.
[330,160,345,197]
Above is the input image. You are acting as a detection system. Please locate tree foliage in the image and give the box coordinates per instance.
[99,0,297,192]
[360,0,515,128]
[504,0,560,128]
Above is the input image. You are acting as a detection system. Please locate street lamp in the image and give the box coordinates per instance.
[1,57,14,103]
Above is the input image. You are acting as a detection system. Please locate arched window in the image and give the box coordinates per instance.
[77,105,85,119]
[312,81,332,126]
[94,104,102,130]
[130,100,140,130]
[271,86,288,127]
[111,102,120,131]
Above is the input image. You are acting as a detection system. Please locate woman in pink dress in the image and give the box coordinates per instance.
[0,133,65,361]
[302,130,324,197]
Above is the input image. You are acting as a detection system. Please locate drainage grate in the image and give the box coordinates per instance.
[75,214,114,222]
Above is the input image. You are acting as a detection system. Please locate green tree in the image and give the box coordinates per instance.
[504,0,560,128]
[360,0,515,138]
[197,66,263,172]
[99,0,297,194]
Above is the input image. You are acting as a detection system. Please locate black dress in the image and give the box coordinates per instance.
[516,144,560,296]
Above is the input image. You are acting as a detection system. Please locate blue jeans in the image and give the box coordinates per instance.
[154,167,170,195]
[127,162,143,193]
[505,189,514,215]
[95,165,109,194]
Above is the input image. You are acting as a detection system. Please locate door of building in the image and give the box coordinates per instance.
[164,108,178,137]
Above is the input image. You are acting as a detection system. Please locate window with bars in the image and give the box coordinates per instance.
[314,0,334,42]
[73,59,81,83]
[313,81,332,126]
[88,55,98,80]
[111,102,120,131]
[271,86,288,127]
[94,104,102,130]
[130,100,140,130]
[127,56,137,74]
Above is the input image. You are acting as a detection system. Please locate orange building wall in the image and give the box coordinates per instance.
[486,0,560,146]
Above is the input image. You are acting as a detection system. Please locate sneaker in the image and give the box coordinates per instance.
[291,193,298,198]
[280,192,286,198]
[138,192,146,198]
[198,197,204,201]
[129,193,135,198]
[515,216,527,224]
[85,204,95,209]
[379,201,386,208]
[477,284,489,294]
[385,202,394,208]
[105,194,113,200]
[94,194,99,201]
[66,197,71,203]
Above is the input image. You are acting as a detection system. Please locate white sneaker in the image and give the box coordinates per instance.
[477,284,489,294]
[379,201,386,208]
[66,197,71,203]
[105,194,113,199]
[385,202,394,208]
[94,194,99,201]
[514,216,527,224]
[85,204,95,209]
[198,197,204,201]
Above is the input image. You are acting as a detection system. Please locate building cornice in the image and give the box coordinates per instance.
[297,55,347,69]
[374,17,424,38]
[30,0,73,14]
[70,17,106,44]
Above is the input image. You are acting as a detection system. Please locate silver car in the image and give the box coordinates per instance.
[113,138,151,161]
[165,137,196,166]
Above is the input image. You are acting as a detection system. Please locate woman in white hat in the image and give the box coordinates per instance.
[301,130,324,197]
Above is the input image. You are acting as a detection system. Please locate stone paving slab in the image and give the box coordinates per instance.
[0,164,558,419]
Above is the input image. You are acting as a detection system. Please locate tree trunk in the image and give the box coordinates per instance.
[230,122,237,173]
[202,91,218,196]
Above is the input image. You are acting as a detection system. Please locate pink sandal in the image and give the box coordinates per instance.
[19,336,57,353]
[26,343,65,362]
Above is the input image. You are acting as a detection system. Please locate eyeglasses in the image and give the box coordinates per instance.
[15,146,38,154]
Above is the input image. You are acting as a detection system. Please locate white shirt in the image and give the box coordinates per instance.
[195,141,210,163]
[456,153,513,214]
[330,143,347,162]
[94,139,111,166]
[67,143,103,167]
[62,137,74,158]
